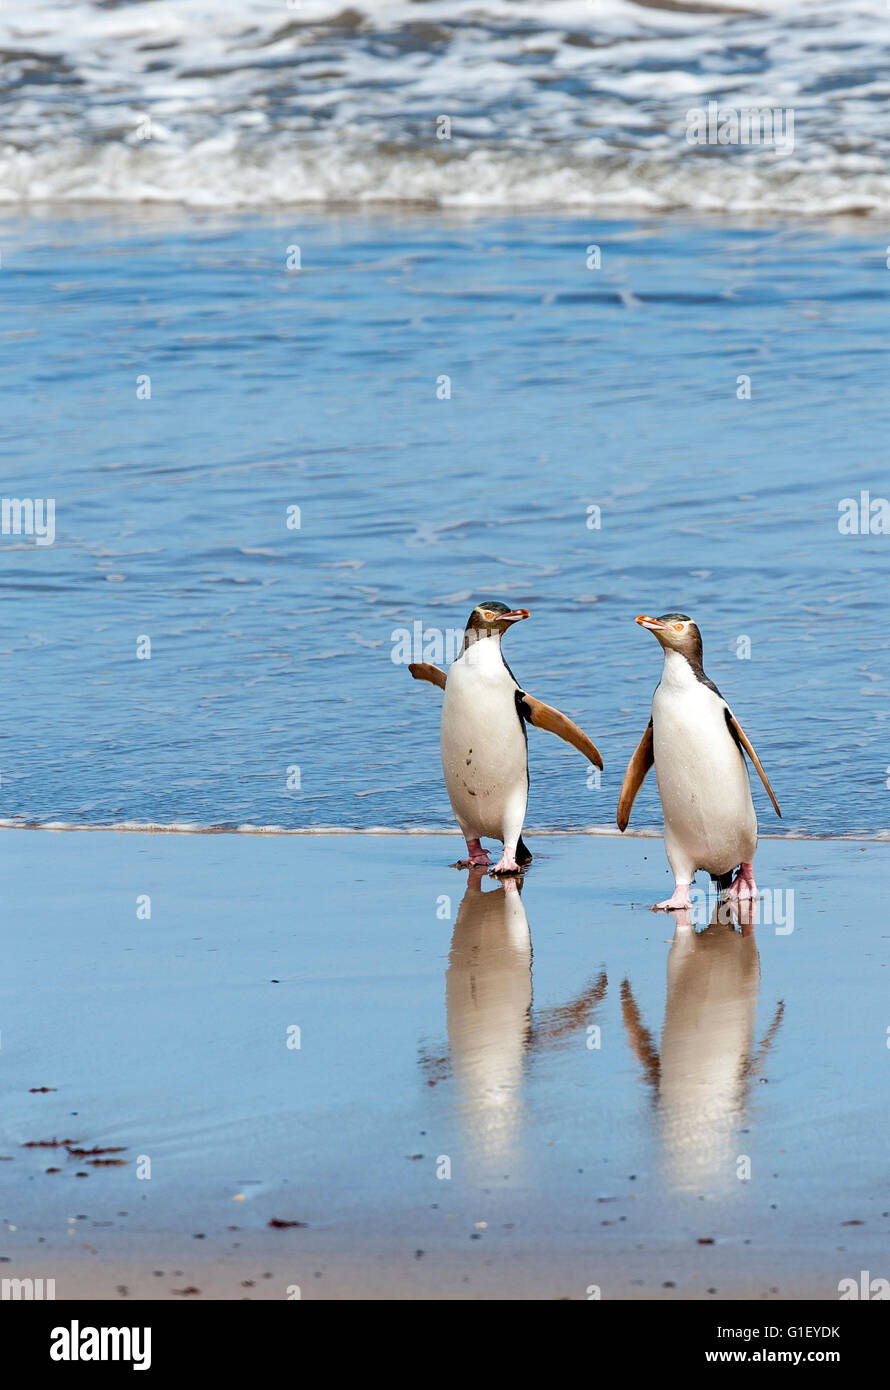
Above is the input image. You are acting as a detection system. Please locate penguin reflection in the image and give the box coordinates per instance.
[621,899,784,1189]
[419,869,607,1159]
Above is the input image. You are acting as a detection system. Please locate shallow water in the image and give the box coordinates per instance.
[1,209,888,834]
[2,832,887,1298]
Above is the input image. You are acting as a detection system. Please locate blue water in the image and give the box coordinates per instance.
[1,209,888,834]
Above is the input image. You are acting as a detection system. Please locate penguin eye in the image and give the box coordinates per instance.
[483,611,495,621]
[673,623,684,632]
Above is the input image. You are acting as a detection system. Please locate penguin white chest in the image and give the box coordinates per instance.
[441,640,528,842]
[652,653,757,878]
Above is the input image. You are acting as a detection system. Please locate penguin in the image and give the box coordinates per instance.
[409,600,603,873]
[617,613,781,911]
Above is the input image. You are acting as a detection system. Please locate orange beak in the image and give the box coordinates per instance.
[636,613,668,631]
[501,609,530,622]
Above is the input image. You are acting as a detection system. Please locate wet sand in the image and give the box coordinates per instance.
[1,829,887,1300]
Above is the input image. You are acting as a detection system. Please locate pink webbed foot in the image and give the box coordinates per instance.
[491,844,521,876]
[727,862,757,900]
[652,882,693,912]
[453,837,491,869]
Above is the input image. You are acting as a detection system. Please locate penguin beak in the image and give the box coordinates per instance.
[636,614,668,632]
[500,609,530,623]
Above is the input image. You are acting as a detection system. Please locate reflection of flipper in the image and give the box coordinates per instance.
[531,971,607,1049]
[744,999,785,1081]
[620,979,660,1089]
[417,1044,451,1085]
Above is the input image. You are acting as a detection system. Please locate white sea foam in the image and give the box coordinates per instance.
[1,0,889,214]
[0,819,886,841]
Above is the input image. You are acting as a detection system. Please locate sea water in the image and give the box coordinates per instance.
[0,209,887,834]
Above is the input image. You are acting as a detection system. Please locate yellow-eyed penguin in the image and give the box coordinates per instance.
[409,600,603,873]
[617,613,781,910]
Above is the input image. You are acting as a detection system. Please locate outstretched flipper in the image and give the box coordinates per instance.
[617,719,654,831]
[516,690,603,770]
[725,710,781,817]
[408,661,447,691]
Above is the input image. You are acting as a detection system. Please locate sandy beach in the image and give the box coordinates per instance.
[1,827,886,1300]
[3,0,890,1340]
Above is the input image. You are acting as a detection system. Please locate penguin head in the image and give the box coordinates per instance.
[465,600,530,641]
[636,612,703,663]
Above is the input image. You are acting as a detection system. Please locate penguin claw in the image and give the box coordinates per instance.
[728,863,758,899]
[652,888,693,912]
[453,837,491,869]
[490,858,521,875]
